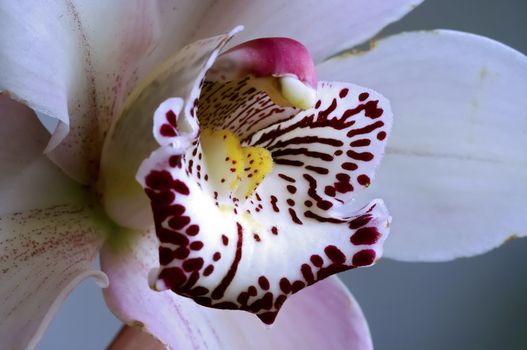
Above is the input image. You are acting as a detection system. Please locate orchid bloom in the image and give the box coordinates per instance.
[1,1,526,350]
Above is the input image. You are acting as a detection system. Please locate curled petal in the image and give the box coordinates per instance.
[318,30,527,261]
[101,229,373,350]
[0,206,108,350]
[100,28,241,230]
[191,0,424,62]
[137,81,392,322]
[0,94,86,214]
[0,1,210,183]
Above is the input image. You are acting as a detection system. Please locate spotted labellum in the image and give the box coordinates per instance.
[135,34,393,324]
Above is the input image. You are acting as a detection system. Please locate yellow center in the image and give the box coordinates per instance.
[200,129,273,199]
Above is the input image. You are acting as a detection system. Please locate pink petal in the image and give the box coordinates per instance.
[318,30,527,261]
[101,229,372,350]
[191,0,424,62]
[0,94,86,214]
[0,206,108,350]
[100,28,241,230]
[108,326,166,350]
[210,37,317,88]
[137,79,392,322]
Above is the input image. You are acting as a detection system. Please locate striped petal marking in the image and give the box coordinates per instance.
[137,38,393,324]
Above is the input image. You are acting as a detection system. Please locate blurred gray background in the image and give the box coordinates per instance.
[38,0,527,349]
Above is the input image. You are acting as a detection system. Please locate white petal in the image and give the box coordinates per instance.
[0,1,211,183]
[0,95,85,214]
[101,228,373,350]
[191,0,424,62]
[318,30,527,261]
[136,81,392,323]
[0,206,109,350]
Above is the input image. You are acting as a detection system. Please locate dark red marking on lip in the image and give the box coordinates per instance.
[359,92,369,101]
[221,234,229,246]
[279,278,291,294]
[349,214,372,229]
[288,208,303,224]
[258,276,270,290]
[339,88,349,98]
[304,210,345,224]
[352,249,376,266]
[160,124,177,137]
[270,195,280,212]
[211,223,244,300]
[346,150,374,162]
[350,138,371,147]
[351,227,381,245]
[357,174,371,186]
[347,121,385,138]
[186,225,200,236]
[183,258,204,272]
[377,131,387,140]
[310,254,324,267]
[342,162,358,171]
[301,264,315,284]
[203,265,214,276]
[305,165,329,175]
[285,186,296,195]
[159,267,187,290]
[278,173,296,183]
[324,245,346,264]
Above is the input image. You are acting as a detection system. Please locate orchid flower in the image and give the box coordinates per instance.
[1,1,526,350]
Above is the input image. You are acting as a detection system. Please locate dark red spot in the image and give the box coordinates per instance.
[291,281,306,293]
[169,155,181,167]
[253,234,261,242]
[159,247,174,265]
[286,185,297,194]
[317,200,333,210]
[301,264,315,284]
[248,286,257,296]
[186,225,200,236]
[258,312,278,325]
[183,258,204,271]
[352,249,376,266]
[160,124,177,137]
[359,92,369,101]
[377,131,387,140]
[271,226,278,235]
[203,264,214,276]
[324,186,336,197]
[258,276,270,290]
[159,267,186,289]
[349,214,372,229]
[351,227,381,245]
[310,254,324,267]
[324,245,346,264]
[174,246,190,259]
[350,139,371,147]
[221,235,229,245]
[357,174,371,186]
[213,252,221,261]
[279,278,291,294]
[342,162,358,171]
[287,198,295,206]
[168,215,191,230]
[190,241,204,250]
[347,150,374,162]
[166,110,177,126]
[339,88,349,98]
